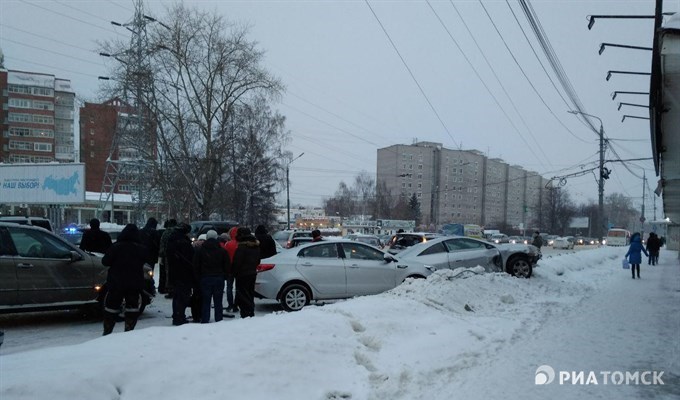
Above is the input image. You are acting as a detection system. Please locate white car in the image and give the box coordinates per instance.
[255,239,436,311]
[553,236,575,249]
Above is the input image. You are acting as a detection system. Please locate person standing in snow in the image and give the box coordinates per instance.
[232,227,260,318]
[101,224,150,335]
[645,232,661,265]
[531,231,543,250]
[80,218,112,254]
[625,232,648,279]
[193,230,230,323]
[255,225,277,259]
[220,227,240,313]
[166,223,198,325]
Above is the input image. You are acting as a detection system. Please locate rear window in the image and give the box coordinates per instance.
[273,231,291,240]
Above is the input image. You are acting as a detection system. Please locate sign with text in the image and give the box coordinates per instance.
[0,163,85,204]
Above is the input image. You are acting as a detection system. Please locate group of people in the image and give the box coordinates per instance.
[624,231,664,279]
[79,217,278,335]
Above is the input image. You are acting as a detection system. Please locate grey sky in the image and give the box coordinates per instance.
[0,0,668,219]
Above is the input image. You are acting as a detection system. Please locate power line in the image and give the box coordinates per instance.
[2,38,103,66]
[364,0,460,150]
[7,56,101,78]
[0,23,98,54]
[17,0,127,37]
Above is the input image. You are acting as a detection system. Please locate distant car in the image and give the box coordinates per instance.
[288,237,314,248]
[383,232,441,254]
[490,233,509,244]
[346,234,383,248]
[285,230,313,248]
[272,230,295,248]
[507,236,523,244]
[255,239,435,311]
[397,236,539,278]
[545,235,559,246]
[189,220,239,241]
[553,236,575,249]
[0,222,155,315]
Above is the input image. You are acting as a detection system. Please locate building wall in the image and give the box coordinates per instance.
[437,149,484,225]
[1,69,75,164]
[483,158,508,227]
[79,102,119,192]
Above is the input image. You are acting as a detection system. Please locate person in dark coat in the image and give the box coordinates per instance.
[646,232,661,265]
[80,218,112,254]
[158,219,178,296]
[232,227,260,318]
[193,230,230,323]
[625,232,648,279]
[255,225,277,259]
[311,229,322,242]
[139,217,161,267]
[101,224,150,335]
[166,223,197,325]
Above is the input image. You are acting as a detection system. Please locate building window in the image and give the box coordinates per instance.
[90,151,95,158]
[34,142,52,152]
[417,193,422,198]
[32,115,54,124]
[9,98,31,108]
[418,173,422,179]
[32,101,54,111]
[8,113,32,123]
[90,139,95,146]
[418,164,423,170]
[9,140,32,150]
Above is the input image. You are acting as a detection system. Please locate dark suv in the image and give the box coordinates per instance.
[0,216,53,232]
[0,222,154,314]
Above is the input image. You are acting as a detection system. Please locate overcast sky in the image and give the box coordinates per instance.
[0,0,671,219]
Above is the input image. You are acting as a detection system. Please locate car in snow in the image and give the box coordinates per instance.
[395,236,539,278]
[345,234,383,248]
[553,236,575,249]
[0,222,155,315]
[255,239,436,311]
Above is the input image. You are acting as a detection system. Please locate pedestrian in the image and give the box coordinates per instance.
[193,230,230,323]
[101,224,150,335]
[311,229,322,242]
[80,218,112,254]
[646,232,661,265]
[139,217,161,267]
[166,223,198,325]
[531,230,543,250]
[255,225,277,259]
[232,227,260,318]
[220,227,240,313]
[625,232,648,279]
[158,219,177,295]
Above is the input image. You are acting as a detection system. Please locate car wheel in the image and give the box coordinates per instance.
[280,283,311,312]
[507,255,532,278]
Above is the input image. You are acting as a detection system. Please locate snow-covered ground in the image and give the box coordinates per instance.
[0,246,678,400]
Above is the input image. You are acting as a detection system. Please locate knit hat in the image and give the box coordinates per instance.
[206,229,218,240]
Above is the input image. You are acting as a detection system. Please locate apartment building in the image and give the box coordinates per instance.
[1,69,75,163]
[377,142,549,230]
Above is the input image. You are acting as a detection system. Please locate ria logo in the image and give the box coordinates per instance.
[535,365,555,385]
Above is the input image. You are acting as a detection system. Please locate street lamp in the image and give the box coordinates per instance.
[286,153,304,230]
[568,110,606,239]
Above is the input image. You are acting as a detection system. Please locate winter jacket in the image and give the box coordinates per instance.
[101,225,149,291]
[255,225,277,259]
[139,221,161,264]
[646,235,661,253]
[80,228,112,254]
[166,229,196,285]
[159,226,176,258]
[625,233,648,265]
[193,238,230,280]
[220,227,239,262]
[232,233,261,277]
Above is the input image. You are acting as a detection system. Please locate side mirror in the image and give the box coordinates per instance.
[383,253,397,263]
[70,251,83,262]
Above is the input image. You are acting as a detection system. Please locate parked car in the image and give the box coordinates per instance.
[284,230,313,248]
[189,220,239,241]
[255,239,436,311]
[507,236,523,244]
[346,234,383,248]
[545,235,559,246]
[273,230,295,248]
[0,216,53,232]
[0,222,155,315]
[490,233,509,244]
[288,237,314,248]
[553,236,575,249]
[396,236,539,278]
[383,232,441,254]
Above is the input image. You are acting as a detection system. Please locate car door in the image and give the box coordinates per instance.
[404,241,450,270]
[295,243,346,297]
[341,242,396,296]
[0,227,18,306]
[444,238,499,270]
[8,226,97,306]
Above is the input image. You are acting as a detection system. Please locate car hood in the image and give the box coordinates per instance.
[496,243,538,256]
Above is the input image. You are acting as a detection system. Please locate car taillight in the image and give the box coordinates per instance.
[257,263,275,273]
[286,241,292,248]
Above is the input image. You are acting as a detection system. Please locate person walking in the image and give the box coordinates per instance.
[220,227,240,313]
[80,218,112,254]
[646,232,661,265]
[625,232,648,279]
[158,219,177,295]
[166,223,197,325]
[193,230,230,323]
[255,225,277,259]
[531,231,543,251]
[232,227,260,318]
[101,224,150,335]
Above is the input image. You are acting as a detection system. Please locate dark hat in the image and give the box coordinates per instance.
[236,227,252,240]
[255,225,267,235]
[176,222,191,234]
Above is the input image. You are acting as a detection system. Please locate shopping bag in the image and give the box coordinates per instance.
[622,258,630,269]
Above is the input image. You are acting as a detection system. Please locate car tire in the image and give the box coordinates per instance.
[280,283,311,312]
[507,255,532,278]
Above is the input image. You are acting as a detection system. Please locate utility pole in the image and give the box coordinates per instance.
[98,0,158,224]
[641,171,646,239]
[286,153,304,230]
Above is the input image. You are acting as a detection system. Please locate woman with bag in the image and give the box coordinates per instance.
[624,232,648,280]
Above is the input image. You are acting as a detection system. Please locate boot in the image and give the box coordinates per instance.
[103,313,116,336]
[124,313,139,332]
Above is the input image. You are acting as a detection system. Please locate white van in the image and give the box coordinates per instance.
[605,228,630,246]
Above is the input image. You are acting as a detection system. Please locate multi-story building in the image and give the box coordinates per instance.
[1,69,75,163]
[377,142,550,230]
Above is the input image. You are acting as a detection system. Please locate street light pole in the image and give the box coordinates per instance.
[286,153,304,230]
[568,110,606,239]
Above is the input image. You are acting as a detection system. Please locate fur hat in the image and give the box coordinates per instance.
[206,230,218,240]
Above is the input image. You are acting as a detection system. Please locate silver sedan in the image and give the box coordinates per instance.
[255,239,436,311]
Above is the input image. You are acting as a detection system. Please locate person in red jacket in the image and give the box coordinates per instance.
[220,226,239,312]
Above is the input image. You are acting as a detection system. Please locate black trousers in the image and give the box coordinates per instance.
[632,264,640,278]
[235,274,257,318]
